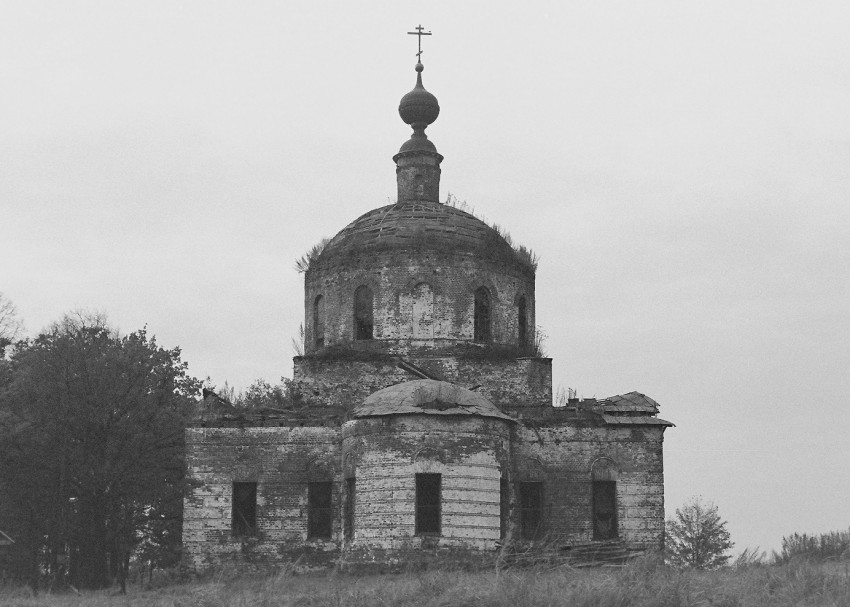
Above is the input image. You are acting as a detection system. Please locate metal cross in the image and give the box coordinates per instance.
[407,24,432,61]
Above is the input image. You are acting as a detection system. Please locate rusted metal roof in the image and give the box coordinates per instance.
[355,379,515,422]
[597,392,661,414]
[588,392,674,427]
[313,201,532,272]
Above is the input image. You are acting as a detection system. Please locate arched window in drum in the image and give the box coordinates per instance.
[517,295,527,346]
[354,285,374,340]
[473,287,491,342]
[313,295,325,347]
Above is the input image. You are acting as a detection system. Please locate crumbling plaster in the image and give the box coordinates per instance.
[304,250,535,353]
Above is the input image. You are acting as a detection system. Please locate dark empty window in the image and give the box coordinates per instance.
[354,285,373,340]
[473,287,491,342]
[313,295,325,347]
[415,473,441,535]
[500,477,509,539]
[344,477,355,540]
[519,482,543,540]
[517,296,527,346]
[593,481,618,540]
[232,482,257,537]
[308,481,333,539]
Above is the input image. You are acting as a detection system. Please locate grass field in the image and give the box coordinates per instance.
[1,557,848,607]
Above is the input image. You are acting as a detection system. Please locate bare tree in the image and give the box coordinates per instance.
[0,292,24,352]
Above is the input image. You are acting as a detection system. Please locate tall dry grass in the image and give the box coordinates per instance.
[1,556,848,607]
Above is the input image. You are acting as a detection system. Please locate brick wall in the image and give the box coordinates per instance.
[303,249,535,354]
[184,417,666,571]
[340,416,512,567]
[512,424,666,550]
[183,426,341,573]
[292,356,552,410]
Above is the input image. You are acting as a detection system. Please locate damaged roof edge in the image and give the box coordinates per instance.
[601,414,675,427]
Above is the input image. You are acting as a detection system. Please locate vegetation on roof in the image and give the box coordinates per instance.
[298,343,396,362]
[446,193,539,272]
[294,237,330,274]
[205,377,304,410]
[294,195,539,274]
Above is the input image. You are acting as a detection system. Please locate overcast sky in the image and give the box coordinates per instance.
[2,1,849,556]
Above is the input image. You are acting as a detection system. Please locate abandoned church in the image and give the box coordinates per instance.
[182,46,673,572]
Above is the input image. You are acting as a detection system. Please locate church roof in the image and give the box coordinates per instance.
[314,200,523,268]
[598,392,662,414]
[354,379,515,422]
[596,392,674,427]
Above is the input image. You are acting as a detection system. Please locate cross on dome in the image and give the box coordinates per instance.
[407,24,432,62]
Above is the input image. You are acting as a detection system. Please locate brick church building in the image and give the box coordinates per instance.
[182,52,673,572]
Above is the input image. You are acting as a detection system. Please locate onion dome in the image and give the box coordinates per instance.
[397,63,441,156]
[399,63,440,128]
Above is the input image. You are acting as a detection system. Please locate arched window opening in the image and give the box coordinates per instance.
[593,481,617,540]
[518,296,527,346]
[415,473,441,535]
[473,287,491,342]
[313,295,325,348]
[231,482,257,537]
[307,481,332,539]
[354,285,373,340]
[519,481,543,540]
[591,459,619,540]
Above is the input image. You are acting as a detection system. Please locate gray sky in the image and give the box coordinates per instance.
[2,1,849,556]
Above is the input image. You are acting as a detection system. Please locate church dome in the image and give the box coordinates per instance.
[355,379,514,421]
[300,57,536,357]
[313,200,521,270]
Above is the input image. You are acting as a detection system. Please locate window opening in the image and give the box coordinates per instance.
[354,286,374,340]
[344,477,355,540]
[415,473,441,535]
[518,296,527,346]
[473,287,491,342]
[592,481,618,540]
[313,295,325,347]
[519,481,543,540]
[308,481,333,539]
[232,482,257,537]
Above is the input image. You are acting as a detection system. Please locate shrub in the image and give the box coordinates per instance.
[666,496,734,569]
[294,237,330,273]
[776,528,850,563]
